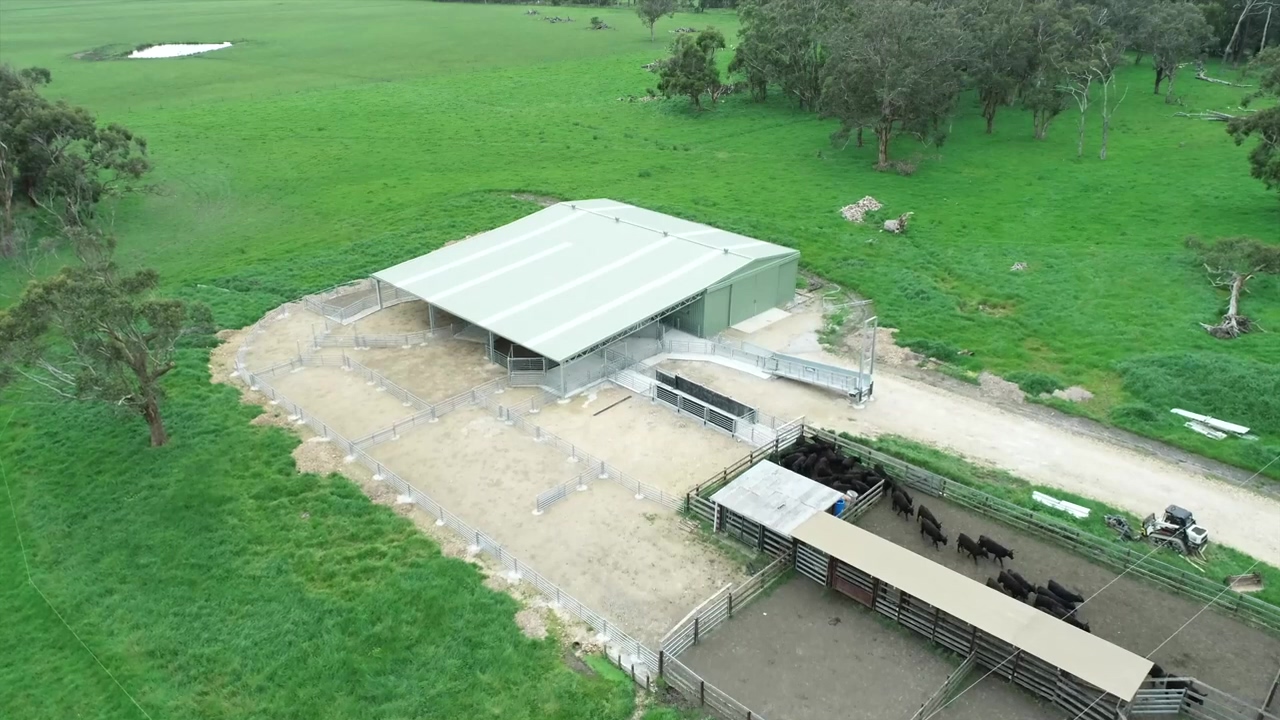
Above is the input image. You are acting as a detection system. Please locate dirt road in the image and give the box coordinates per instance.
[682,312,1280,568]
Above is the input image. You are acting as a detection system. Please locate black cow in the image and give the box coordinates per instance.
[957,533,988,563]
[997,571,1029,600]
[1033,590,1067,614]
[916,505,940,529]
[1062,614,1091,633]
[892,490,914,520]
[1009,570,1033,594]
[847,479,870,496]
[986,577,1008,594]
[977,535,1014,567]
[920,518,948,550]
[1048,580,1084,605]
[801,454,820,476]
[1034,589,1064,609]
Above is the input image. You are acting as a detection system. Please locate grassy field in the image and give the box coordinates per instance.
[1,0,1279,715]
[1,0,1276,477]
[4,0,1280,461]
[1,343,641,719]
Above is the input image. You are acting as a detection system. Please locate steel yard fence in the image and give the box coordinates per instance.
[312,325,456,349]
[473,393,685,514]
[659,652,769,720]
[534,467,600,515]
[234,351,658,682]
[909,653,977,720]
[661,551,792,657]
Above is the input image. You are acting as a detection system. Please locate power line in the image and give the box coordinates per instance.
[1,410,154,720]
[1065,558,1263,720]
[919,540,1168,720]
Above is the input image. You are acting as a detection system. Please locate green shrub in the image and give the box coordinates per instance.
[902,338,963,363]
[1004,371,1066,396]
[1118,353,1280,434]
[1110,403,1160,424]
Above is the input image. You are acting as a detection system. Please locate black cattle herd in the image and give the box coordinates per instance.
[889,482,1095,634]
[778,437,1093,634]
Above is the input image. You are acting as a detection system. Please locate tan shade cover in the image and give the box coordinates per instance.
[791,512,1153,701]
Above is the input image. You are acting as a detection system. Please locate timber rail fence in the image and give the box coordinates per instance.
[680,419,1280,636]
[800,426,1280,636]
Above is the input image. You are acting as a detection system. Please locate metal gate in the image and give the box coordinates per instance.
[833,560,875,608]
[795,542,829,586]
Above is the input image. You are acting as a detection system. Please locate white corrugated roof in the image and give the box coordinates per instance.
[373,200,797,362]
[791,513,1153,702]
[711,460,844,535]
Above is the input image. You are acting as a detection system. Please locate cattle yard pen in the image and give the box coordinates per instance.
[231,300,798,718]
[240,285,1280,720]
[671,423,1280,720]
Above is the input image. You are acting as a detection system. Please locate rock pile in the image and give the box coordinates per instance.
[839,196,882,223]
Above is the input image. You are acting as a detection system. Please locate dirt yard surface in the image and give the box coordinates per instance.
[269,365,416,439]
[334,300,433,335]
[368,407,747,643]
[240,303,326,370]
[678,577,1009,720]
[665,310,1280,568]
[857,500,1280,703]
[352,342,507,403]
[530,384,751,494]
[942,674,1067,720]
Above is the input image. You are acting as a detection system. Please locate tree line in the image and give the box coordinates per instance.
[0,65,210,447]
[641,0,1280,190]
[724,0,1230,167]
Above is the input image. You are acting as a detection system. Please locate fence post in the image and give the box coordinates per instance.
[700,680,705,706]
[693,617,699,645]
[658,650,664,677]
[728,592,734,618]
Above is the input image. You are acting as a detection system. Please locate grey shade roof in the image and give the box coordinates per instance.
[373,199,798,362]
[792,513,1153,702]
[710,460,844,536]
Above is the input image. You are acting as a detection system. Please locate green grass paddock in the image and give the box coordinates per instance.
[1,0,1279,715]
[2,0,1275,476]
[1,349,638,719]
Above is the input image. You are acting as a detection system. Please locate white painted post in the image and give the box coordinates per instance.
[374,279,383,310]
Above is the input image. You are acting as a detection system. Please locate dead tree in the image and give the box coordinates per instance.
[1186,236,1280,339]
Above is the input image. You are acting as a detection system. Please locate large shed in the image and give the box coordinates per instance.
[373,199,800,366]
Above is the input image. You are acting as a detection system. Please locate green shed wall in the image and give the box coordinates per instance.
[697,254,799,335]
[701,285,732,336]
